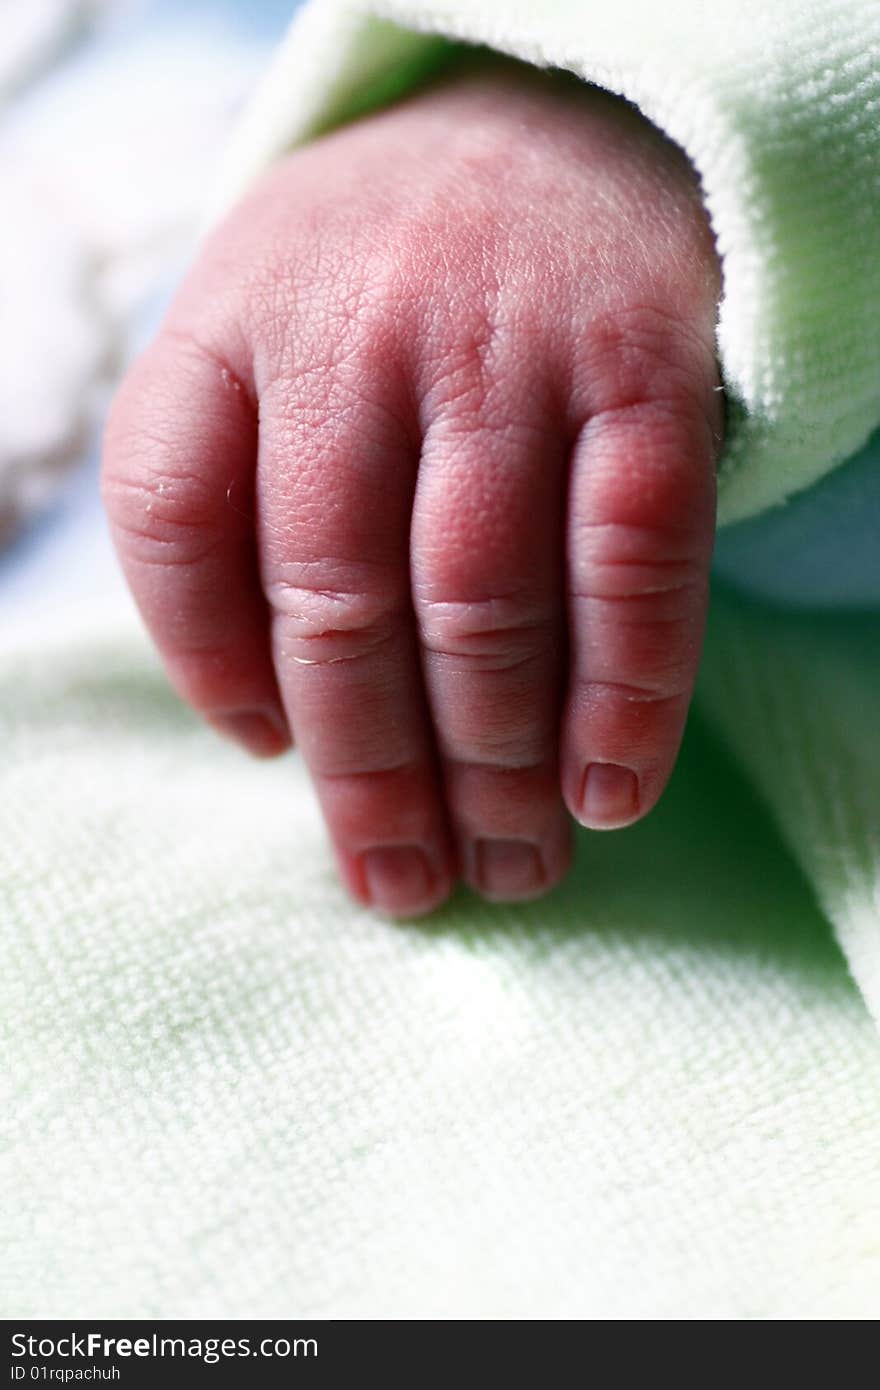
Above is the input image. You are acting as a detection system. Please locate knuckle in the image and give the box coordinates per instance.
[420,322,498,423]
[409,280,506,425]
[574,677,691,708]
[568,518,706,702]
[439,713,551,766]
[267,568,404,668]
[415,592,553,673]
[395,212,514,417]
[572,620,697,702]
[101,464,221,569]
[240,189,410,389]
[256,257,396,386]
[569,519,708,603]
[584,302,714,413]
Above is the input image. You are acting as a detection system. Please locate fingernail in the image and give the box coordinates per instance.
[362,845,433,917]
[212,709,289,758]
[579,762,639,828]
[472,839,544,901]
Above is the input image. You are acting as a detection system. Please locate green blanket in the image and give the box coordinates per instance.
[2,593,879,1318]
[3,0,879,1318]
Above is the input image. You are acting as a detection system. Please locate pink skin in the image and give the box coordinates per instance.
[102,59,723,918]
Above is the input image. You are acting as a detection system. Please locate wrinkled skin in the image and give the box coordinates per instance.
[103,58,723,917]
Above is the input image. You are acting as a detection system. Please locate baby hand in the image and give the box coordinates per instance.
[103,59,723,917]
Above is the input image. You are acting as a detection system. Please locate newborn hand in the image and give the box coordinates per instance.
[103,59,723,917]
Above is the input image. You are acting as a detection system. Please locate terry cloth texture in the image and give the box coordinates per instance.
[2,597,880,1320]
[215,0,880,528]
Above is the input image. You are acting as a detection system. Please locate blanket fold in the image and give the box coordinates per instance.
[699,590,880,1027]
